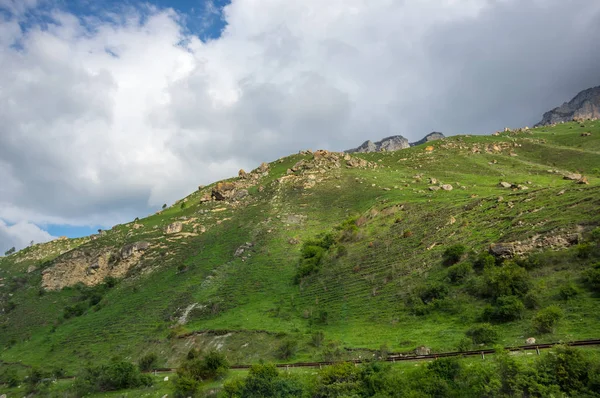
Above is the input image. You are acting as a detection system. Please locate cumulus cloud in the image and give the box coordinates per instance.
[0,219,54,254]
[0,0,599,248]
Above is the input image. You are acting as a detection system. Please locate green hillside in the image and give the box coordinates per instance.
[1,121,600,395]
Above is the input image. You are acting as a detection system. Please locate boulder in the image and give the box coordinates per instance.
[346,157,368,168]
[234,242,254,257]
[499,181,512,188]
[212,182,236,201]
[441,184,453,191]
[489,243,515,258]
[563,173,582,181]
[238,169,248,179]
[429,186,440,191]
[165,222,183,234]
[577,176,589,185]
[414,346,431,356]
[526,337,536,345]
[234,189,249,200]
[121,241,150,259]
[258,162,269,173]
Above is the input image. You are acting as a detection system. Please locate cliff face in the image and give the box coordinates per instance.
[345,135,410,153]
[535,86,600,127]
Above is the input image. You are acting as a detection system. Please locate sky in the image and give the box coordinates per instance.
[1,0,600,254]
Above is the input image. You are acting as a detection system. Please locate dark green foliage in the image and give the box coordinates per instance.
[447,261,472,283]
[536,345,590,395]
[559,282,579,300]
[417,281,448,303]
[294,233,336,283]
[482,295,525,322]
[481,262,530,299]
[523,290,541,309]
[466,323,498,344]
[4,246,16,256]
[583,262,600,292]
[73,360,152,395]
[276,339,297,360]
[172,374,199,398]
[173,351,229,397]
[138,352,158,371]
[63,301,89,319]
[314,362,363,397]
[0,366,21,387]
[443,244,467,265]
[532,305,563,333]
[427,357,462,382]
[456,337,472,352]
[406,281,449,315]
[590,227,600,242]
[577,243,594,259]
[25,367,52,395]
[162,203,167,209]
[473,251,496,270]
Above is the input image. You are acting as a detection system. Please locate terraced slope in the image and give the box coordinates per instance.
[1,121,599,373]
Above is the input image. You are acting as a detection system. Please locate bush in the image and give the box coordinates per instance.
[559,283,579,300]
[482,295,525,322]
[482,262,530,299]
[172,375,199,398]
[417,282,448,303]
[583,263,600,292]
[310,331,325,347]
[466,323,498,344]
[276,339,297,360]
[577,243,594,259]
[532,306,563,334]
[427,357,461,382]
[73,360,152,395]
[177,350,229,383]
[443,244,467,265]
[473,252,496,270]
[536,345,590,395]
[0,367,21,387]
[138,352,158,371]
[457,337,472,352]
[523,291,541,309]
[447,262,473,283]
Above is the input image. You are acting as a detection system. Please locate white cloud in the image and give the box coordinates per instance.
[0,219,54,255]
[0,0,599,238]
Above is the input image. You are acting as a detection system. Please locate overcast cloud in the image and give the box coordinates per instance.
[1,0,600,253]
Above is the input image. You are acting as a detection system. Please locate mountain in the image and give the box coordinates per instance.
[535,85,600,126]
[345,135,409,153]
[1,121,599,395]
[345,132,446,153]
[409,131,445,147]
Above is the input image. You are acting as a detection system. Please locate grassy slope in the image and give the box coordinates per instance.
[1,121,599,375]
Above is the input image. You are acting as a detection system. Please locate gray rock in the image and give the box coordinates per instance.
[526,337,536,345]
[535,85,600,126]
[499,181,512,188]
[410,132,445,147]
[441,184,453,191]
[165,222,183,234]
[121,241,150,259]
[234,189,249,200]
[345,135,409,153]
[489,243,515,258]
[563,173,582,181]
[414,346,431,356]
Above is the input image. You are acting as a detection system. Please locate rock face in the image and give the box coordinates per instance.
[346,135,410,153]
[165,222,183,234]
[409,132,445,147]
[535,86,600,126]
[42,242,151,290]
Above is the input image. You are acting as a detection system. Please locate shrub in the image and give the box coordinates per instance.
[466,323,498,344]
[443,244,467,265]
[559,283,579,300]
[576,243,594,259]
[482,263,530,299]
[73,360,152,395]
[582,263,600,292]
[4,246,15,256]
[536,345,590,395]
[447,262,473,283]
[276,339,297,360]
[417,282,448,303]
[482,296,525,322]
[427,357,461,382]
[172,375,199,398]
[532,306,563,334]
[590,227,600,242]
[177,350,229,382]
[315,362,362,397]
[322,341,343,362]
[310,331,325,347]
[473,252,496,270]
[138,352,158,371]
[523,291,541,309]
[457,337,472,352]
[63,301,88,319]
[242,363,280,397]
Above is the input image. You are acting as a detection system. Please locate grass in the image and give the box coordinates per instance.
[0,121,599,385]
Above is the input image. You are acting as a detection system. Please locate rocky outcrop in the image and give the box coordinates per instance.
[346,135,409,153]
[41,241,152,290]
[535,86,600,126]
[409,132,445,147]
[489,233,580,259]
[165,222,183,234]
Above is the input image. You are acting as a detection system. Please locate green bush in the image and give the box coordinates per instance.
[178,350,229,382]
[0,367,21,387]
[532,306,563,334]
[482,295,525,322]
[482,262,530,299]
[559,283,579,300]
[310,331,325,347]
[427,357,462,382]
[473,252,496,270]
[523,291,541,309]
[457,337,472,352]
[583,262,600,292]
[138,352,158,371]
[443,244,467,265]
[73,360,152,395]
[294,233,335,283]
[276,339,297,360]
[577,243,594,259]
[172,375,199,398]
[466,323,498,344]
[536,345,590,395]
[447,262,473,283]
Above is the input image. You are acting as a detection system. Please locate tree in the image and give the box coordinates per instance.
[162,203,167,209]
[4,246,16,256]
